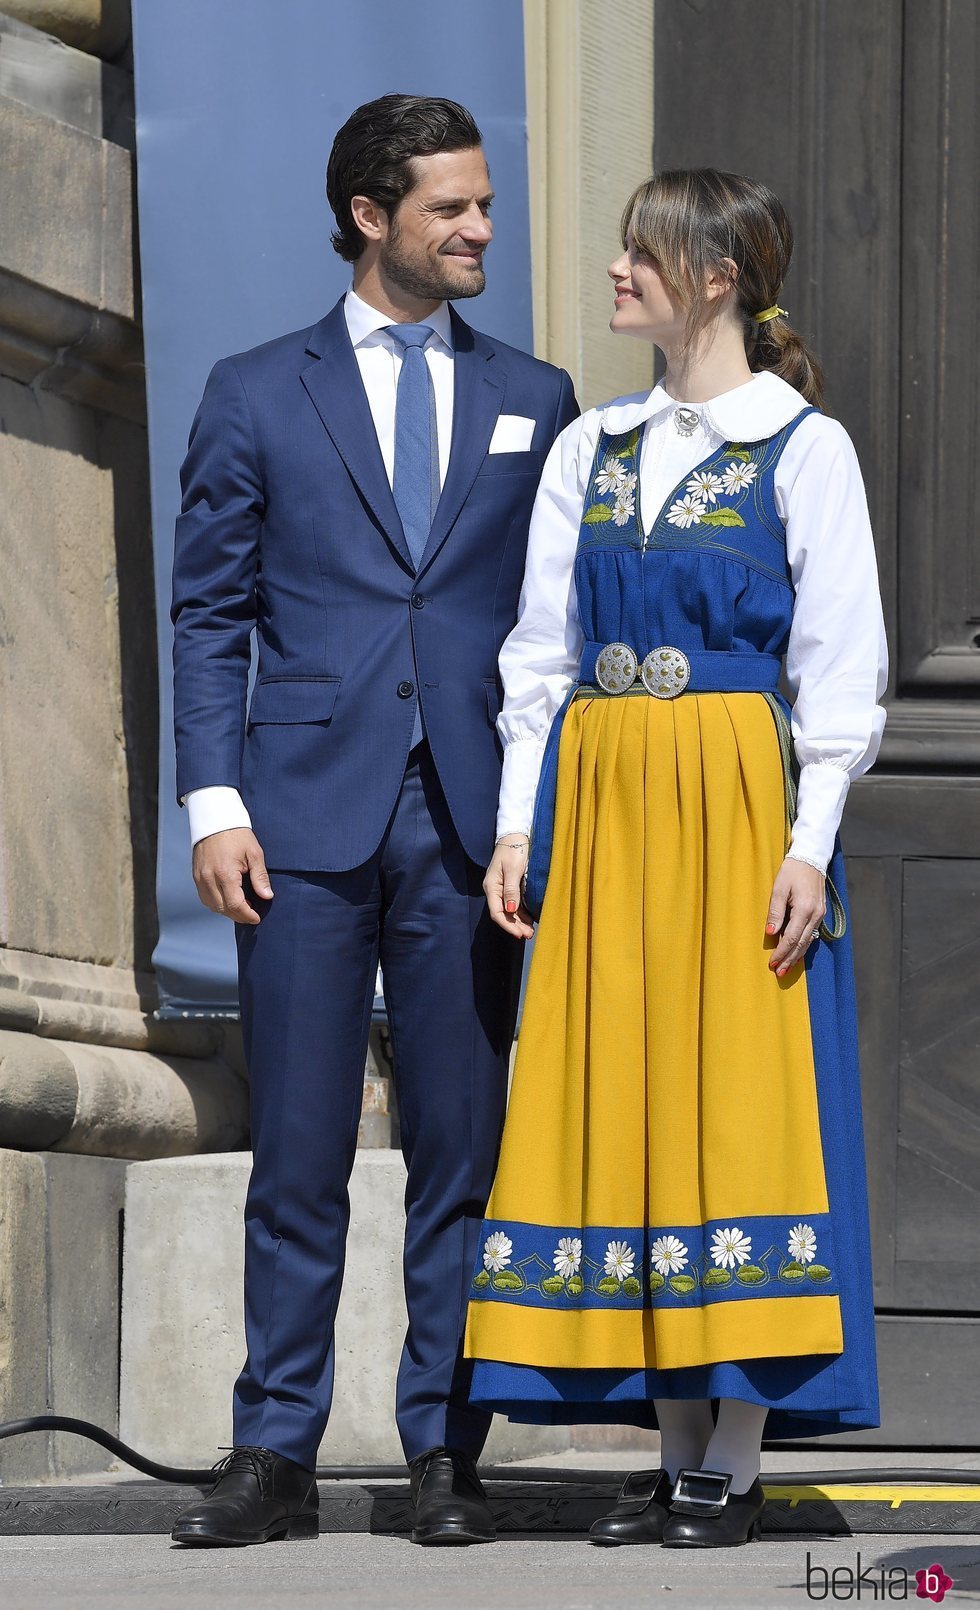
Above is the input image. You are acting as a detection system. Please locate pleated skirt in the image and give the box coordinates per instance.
[464,689,880,1438]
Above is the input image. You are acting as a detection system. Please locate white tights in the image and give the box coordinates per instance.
[653,1397,769,1495]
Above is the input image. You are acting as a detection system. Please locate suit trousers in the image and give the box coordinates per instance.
[231,741,521,1468]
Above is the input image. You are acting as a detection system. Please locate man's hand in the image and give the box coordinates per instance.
[484,835,534,939]
[192,828,273,925]
[765,856,826,976]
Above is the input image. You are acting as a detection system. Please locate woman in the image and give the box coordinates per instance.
[464,169,887,1548]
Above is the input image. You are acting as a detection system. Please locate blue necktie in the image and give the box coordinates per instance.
[388,323,439,749]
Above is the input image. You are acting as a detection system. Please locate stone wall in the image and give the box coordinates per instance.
[0,7,248,1156]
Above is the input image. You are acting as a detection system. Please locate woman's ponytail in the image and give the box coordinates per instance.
[750,313,826,409]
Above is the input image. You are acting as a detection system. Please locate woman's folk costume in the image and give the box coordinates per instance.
[464,373,887,1440]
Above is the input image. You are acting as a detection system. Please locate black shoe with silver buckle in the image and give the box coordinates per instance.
[170,1446,319,1546]
[661,1466,766,1547]
[409,1446,495,1545]
[588,1467,674,1545]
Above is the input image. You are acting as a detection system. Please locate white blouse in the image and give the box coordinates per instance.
[496,370,888,873]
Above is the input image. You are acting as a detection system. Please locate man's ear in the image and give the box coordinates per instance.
[350,194,387,246]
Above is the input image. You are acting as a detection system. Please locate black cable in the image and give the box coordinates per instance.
[3,1416,980,1491]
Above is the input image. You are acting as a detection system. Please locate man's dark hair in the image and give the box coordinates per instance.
[326,93,483,262]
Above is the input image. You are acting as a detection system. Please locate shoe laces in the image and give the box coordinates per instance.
[211,1446,276,1483]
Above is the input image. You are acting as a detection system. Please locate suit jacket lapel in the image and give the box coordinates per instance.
[300,300,415,571]
[416,310,504,577]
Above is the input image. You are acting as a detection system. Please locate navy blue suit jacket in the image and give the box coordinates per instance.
[171,297,578,870]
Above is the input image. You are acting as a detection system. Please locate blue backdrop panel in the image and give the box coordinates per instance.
[132,0,532,1014]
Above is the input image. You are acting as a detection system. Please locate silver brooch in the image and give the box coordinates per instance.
[673,407,701,437]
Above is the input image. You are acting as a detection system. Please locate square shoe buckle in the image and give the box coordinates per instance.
[669,1468,732,1516]
[611,1468,665,1515]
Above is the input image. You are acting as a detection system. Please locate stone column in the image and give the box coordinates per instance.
[0,10,248,1159]
[523,0,656,407]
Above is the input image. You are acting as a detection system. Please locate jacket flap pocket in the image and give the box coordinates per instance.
[484,677,502,722]
[247,677,341,725]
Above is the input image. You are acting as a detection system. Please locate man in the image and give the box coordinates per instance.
[169,94,578,1548]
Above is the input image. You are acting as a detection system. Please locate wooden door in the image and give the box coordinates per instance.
[654,0,980,1446]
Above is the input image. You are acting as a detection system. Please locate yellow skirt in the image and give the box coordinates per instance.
[465,690,843,1375]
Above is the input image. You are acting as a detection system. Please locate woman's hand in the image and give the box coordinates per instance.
[484,835,535,938]
[765,856,826,976]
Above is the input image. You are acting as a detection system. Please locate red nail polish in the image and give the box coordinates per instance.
[505,900,517,913]
[765,922,777,934]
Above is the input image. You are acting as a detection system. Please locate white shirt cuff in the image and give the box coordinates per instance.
[495,737,546,842]
[183,786,252,849]
[787,762,850,872]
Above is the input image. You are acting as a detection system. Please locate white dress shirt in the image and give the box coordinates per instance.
[183,287,455,848]
[495,370,888,873]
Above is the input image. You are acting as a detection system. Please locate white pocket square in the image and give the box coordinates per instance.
[488,414,536,453]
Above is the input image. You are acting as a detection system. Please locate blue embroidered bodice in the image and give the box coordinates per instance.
[573,409,817,662]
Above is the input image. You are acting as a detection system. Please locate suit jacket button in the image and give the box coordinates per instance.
[411,593,426,609]
[397,680,415,699]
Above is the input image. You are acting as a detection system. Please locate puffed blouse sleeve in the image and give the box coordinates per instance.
[494,412,596,840]
[777,414,889,873]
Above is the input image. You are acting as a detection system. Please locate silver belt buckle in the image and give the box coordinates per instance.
[640,645,691,698]
[595,642,638,694]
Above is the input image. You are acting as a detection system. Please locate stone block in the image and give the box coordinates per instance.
[0,1147,127,1482]
[0,377,150,969]
[121,1152,569,1468]
[0,96,133,318]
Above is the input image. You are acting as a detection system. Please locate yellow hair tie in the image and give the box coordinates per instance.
[755,305,788,324]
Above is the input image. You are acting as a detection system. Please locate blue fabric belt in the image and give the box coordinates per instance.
[579,642,783,694]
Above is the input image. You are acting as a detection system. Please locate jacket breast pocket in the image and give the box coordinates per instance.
[479,450,544,478]
[246,676,341,726]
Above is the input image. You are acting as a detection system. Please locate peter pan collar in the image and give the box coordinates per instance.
[599,370,811,440]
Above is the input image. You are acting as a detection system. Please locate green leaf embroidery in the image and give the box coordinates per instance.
[779,1260,806,1281]
[566,1274,585,1297]
[668,1274,697,1294]
[613,429,641,459]
[699,507,746,527]
[583,503,614,524]
[735,1264,767,1285]
[596,1275,623,1297]
[806,1264,832,1282]
[621,1276,642,1297]
[703,1267,732,1288]
[726,445,752,461]
[472,1269,490,1289]
[649,1270,666,1293]
[540,1275,564,1295]
[492,1269,523,1291]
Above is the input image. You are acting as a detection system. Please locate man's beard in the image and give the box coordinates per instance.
[380,224,485,302]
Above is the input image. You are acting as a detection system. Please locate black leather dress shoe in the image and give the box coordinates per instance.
[661,1467,766,1547]
[409,1446,495,1545]
[171,1446,319,1546]
[588,1467,674,1545]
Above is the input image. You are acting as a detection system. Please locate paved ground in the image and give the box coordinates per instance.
[1,1532,979,1610]
[3,1449,980,1608]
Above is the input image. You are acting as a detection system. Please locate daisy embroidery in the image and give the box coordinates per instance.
[788,1223,817,1264]
[651,1235,689,1276]
[553,1237,583,1279]
[710,1226,753,1270]
[604,1240,635,1281]
[483,1230,513,1272]
[720,460,759,494]
[686,470,724,504]
[594,456,628,497]
[612,491,636,527]
[666,493,706,529]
